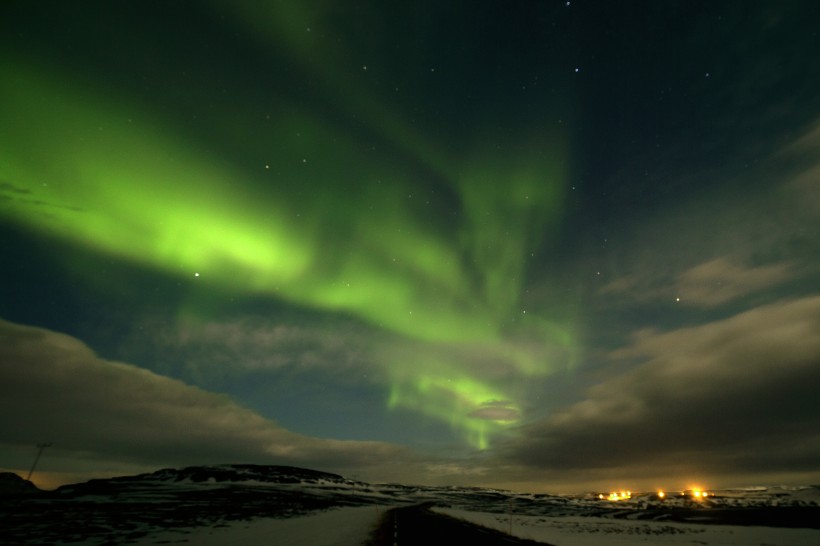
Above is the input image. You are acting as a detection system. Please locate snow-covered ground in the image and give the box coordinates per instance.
[85,505,820,546]
[129,505,384,546]
[4,466,820,545]
[435,507,820,546]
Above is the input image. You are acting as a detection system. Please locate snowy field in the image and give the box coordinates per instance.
[435,507,820,546]
[104,505,820,546]
[4,466,819,545]
[129,505,383,546]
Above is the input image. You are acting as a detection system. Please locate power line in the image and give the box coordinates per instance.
[26,442,52,482]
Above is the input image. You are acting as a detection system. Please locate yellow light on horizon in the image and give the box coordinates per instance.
[607,490,633,501]
[658,490,665,498]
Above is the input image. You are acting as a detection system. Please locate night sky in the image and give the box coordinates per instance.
[2,1,819,493]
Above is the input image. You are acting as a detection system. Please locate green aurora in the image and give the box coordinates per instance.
[0,51,574,449]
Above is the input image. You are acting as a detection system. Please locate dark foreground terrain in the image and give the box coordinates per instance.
[2,466,819,545]
[0,466,376,545]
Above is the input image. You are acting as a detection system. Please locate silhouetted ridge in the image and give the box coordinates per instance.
[56,464,349,495]
[148,464,347,484]
[0,472,40,495]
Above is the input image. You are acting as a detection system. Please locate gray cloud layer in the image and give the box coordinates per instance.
[503,296,820,482]
[0,319,413,478]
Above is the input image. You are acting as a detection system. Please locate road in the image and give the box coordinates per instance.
[370,503,553,546]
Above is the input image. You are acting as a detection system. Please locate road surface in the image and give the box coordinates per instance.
[370,503,553,546]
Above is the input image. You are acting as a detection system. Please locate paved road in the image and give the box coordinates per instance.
[372,503,553,546]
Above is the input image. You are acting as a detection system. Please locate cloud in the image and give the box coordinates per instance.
[594,118,820,316]
[0,318,413,479]
[178,319,368,372]
[468,401,520,421]
[598,256,794,309]
[675,257,793,307]
[502,296,820,482]
[789,161,820,212]
[121,314,379,383]
[425,462,489,477]
[781,121,820,213]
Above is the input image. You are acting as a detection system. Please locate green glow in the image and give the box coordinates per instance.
[386,354,519,450]
[456,139,566,318]
[0,54,576,449]
[0,61,485,340]
[0,62,314,289]
[217,1,453,176]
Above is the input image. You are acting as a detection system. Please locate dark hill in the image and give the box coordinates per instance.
[56,464,351,495]
[152,464,347,484]
[0,472,40,495]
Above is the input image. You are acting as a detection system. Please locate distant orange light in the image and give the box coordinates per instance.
[657,490,665,498]
[607,490,632,501]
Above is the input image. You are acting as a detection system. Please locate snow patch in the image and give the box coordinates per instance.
[130,506,383,546]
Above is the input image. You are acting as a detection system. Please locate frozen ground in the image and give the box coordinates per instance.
[130,505,384,546]
[2,465,819,545]
[44,504,820,546]
[435,507,820,546]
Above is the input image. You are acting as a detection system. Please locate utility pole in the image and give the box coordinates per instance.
[26,443,52,482]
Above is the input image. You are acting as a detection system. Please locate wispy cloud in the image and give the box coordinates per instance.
[468,401,520,421]
[781,121,820,213]
[599,257,793,307]
[121,314,379,384]
[675,257,792,307]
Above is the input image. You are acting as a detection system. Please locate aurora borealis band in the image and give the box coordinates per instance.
[0,44,569,451]
[2,1,820,492]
